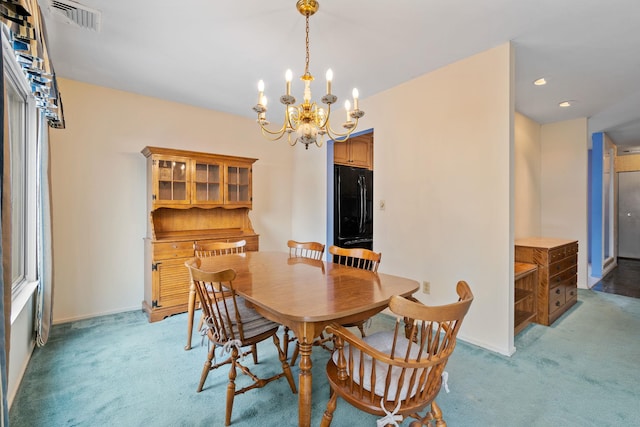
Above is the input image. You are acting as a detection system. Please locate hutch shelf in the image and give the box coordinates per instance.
[514,262,538,335]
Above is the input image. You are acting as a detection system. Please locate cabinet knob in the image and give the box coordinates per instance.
[556,301,561,306]
[555,288,561,294]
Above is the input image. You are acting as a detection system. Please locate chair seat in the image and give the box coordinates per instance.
[214,296,280,341]
[332,331,429,401]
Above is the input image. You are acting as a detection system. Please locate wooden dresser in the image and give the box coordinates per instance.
[142,147,259,322]
[515,237,578,326]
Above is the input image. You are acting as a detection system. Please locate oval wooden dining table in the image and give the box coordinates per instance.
[197,251,419,427]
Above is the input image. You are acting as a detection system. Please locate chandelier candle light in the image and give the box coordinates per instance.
[252,0,365,149]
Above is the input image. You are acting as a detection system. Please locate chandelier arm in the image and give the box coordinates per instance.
[324,117,360,142]
[258,121,288,141]
[318,102,331,129]
[286,107,298,131]
[287,133,298,146]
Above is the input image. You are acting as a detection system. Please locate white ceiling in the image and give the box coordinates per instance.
[38,0,640,153]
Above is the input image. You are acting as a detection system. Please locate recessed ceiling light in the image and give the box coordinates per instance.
[559,101,571,107]
[533,78,547,86]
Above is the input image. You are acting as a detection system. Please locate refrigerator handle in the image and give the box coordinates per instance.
[336,169,342,238]
[358,175,365,234]
[362,175,367,228]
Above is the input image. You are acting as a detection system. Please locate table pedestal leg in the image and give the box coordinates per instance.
[298,340,313,427]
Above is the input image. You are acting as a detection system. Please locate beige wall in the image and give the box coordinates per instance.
[290,140,330,244]
[540,118,589,288]
[49,79,295,322]
[514,112,542,238]
[333,43,514,354]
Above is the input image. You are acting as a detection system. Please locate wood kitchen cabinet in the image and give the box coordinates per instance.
[334,132,373,170]
[515,238,578,326]
[141,147,259,322]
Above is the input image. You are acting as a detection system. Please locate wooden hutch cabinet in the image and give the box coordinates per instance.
[515,237,578,327]
[142,146,258,322]
[334,132,373,170]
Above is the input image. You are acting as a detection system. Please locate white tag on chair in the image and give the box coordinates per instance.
[364,317,373,333]
[221,339,244,361]
[376,399,402,427]
[442,371,450,393]
[200,316,215,348]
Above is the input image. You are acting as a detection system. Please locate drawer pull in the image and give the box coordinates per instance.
[556,301,561,307]
[555,288,561,294]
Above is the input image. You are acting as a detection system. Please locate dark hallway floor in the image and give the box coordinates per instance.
[592,257,640,299]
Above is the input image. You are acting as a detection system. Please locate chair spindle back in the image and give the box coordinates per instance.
[194,239,246,258]
[288,240,325,260]
[328,245,381,272]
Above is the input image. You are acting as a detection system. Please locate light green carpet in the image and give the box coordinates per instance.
[9,289,640,426]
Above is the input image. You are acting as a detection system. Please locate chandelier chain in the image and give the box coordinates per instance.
[304,13,311,77]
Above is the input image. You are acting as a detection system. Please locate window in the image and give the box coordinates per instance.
[3,31,38,298]
[6,75,26,289]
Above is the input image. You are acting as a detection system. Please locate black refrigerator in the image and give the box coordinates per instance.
[334,164,373,250]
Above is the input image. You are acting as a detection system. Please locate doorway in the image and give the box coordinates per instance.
[618,171,640,259]
[592,168,640,299]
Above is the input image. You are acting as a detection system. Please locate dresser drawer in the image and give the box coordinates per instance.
[564,243,578,257]
[153,241,195,259]
[564,284,577,303]
[549,254,577,277]
[548,285,566,315]
[548,246,567,263]
[549,267,576,287]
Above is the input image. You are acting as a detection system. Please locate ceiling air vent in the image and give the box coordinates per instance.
[50,0,101,31]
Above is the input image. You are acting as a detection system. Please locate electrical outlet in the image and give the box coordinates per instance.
[422,281,430,294]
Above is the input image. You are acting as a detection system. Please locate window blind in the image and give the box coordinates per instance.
[0,0,65,129]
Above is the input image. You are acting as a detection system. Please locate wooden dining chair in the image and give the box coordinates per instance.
[321,281,474,427]
[329,245,381,272]
[185,240,247,350]
[287,240,326,260]
[284,240,326,364]
[185,258,297,426]
[328,245,382,337]
[194,239,247,257]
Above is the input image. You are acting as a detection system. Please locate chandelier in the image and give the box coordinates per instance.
[252,0,365,149]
